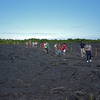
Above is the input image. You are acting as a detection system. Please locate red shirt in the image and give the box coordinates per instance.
[61,44,68,50]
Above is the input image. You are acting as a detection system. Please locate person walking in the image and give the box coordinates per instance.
[80,41,86,57]
[84,44,92,63]
[61,43,68,55]
[44,42,49,54]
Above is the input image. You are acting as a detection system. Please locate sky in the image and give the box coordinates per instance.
[0,0,100,40]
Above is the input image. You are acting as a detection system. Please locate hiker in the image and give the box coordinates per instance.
[84,44,92,62]
[32,41,34,47]
[61,43,68,55]
[55,43,62,56]
[54,43,58,54]
[43,42,49,54]
[80,41,86,57]
[28,40,32,48]
[32,41,38,47]
[54,43,57,49]
[25,41,32,48]
[25,42,28,48]
[40,42,45,48]
[34,41,38,47]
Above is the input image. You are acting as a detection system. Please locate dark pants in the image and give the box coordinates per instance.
[86,51,92,61]
[45,48,48,54]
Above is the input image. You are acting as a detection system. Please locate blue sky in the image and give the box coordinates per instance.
[0,0,100,39]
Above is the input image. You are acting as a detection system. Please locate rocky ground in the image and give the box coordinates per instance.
[0,43,100,100]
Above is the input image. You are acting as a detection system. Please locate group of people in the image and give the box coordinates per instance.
[40,42,69,55]
[26,41,38,48]
[25,40,93,63]
[54,43,68,55]
[80,41,92,63]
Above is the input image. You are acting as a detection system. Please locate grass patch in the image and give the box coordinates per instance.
[0,38,100,44]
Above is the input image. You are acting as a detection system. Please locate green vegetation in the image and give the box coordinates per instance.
[0,38,100,44]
